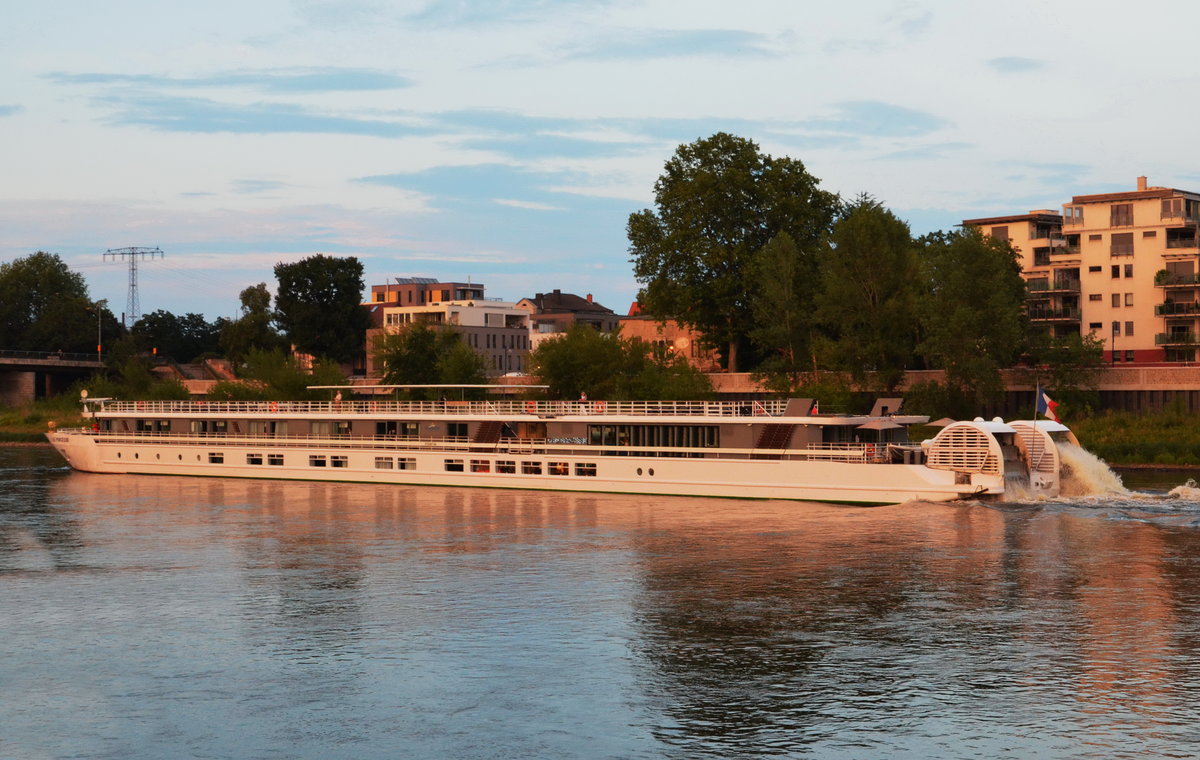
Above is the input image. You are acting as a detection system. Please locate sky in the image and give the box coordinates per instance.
[4,0,1200,324]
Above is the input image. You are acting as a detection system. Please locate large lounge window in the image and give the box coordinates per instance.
[588,424,719,452]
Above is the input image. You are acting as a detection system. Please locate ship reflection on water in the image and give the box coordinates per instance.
[3,449,1200,758]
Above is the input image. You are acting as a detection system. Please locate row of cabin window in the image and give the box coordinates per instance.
[443,459,597,477]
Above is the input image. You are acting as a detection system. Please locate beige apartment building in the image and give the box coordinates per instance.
[965,177,1200,364]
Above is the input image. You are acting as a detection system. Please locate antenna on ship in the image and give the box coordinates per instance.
[103,247,164,328]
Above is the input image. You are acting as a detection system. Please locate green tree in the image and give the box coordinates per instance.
[529,325,626,398]
[273,255,369,363]
[916,228,1028,404]
[747,232,815,393]
[132,310,220,361]
[227,348,346,400]
[530,325,713,400]
[374,325,488,396]
[220,283,282,363]
[628,133,838,372]
[0,251,99,352]
[1018,331,1107,415]
[813,196,919,392]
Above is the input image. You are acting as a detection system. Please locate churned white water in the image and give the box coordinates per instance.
[1057,442,1129,497]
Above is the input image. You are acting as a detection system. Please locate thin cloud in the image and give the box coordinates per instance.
[877,141,972,160]
[0,104,22,117]
[47,67,412,93]
[493,198,565,211]
[95,93,426,137]
[406,0,612,27]
[986,57,1045,73]
[802,101,948,138]
[565,29,778,61]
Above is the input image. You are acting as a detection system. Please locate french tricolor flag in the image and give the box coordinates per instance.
[1036,386,1060,422]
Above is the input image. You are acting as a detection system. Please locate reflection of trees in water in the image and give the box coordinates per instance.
[631,527,921,752]
[0,449,84,571]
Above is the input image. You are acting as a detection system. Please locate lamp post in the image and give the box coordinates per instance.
[94,299,107,361]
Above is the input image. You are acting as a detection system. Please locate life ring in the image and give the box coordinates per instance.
[269,402,279,413]
[369,401,378,412]
[592,400,606,414]
[865,444,876,458]
[136,401,145,410]
[525,400,537,414]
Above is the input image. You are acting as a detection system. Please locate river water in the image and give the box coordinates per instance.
[3,446,1200,759]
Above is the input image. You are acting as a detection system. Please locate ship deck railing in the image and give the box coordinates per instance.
[91,398,790,418]
[56,428,905,463]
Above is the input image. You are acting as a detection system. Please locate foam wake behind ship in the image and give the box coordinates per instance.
[47,390,1087,506]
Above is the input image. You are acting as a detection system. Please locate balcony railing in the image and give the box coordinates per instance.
[1028,307,1082,322]
[1155,272,1200,287]
[1025,278,1081,293]
[1156,302,1200,316]
[1156,332,1199,345]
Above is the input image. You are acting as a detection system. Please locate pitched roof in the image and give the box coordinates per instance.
[523,289,613,315]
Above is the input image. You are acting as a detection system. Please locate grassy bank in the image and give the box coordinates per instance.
[0,397,85,443]
[1066,410,1200,467]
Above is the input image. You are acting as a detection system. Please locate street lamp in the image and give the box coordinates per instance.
[94,299,107,361]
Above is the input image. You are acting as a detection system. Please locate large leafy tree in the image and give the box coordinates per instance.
[220,283,283,363]
[747,232,814,393]
[813,196,919,392]
[374,324,488,397]
[0,251,109,353]
[132,310,220,361]
[530,325,713,400]
[273,255,369,363]
[628,132,838,372]
[916,228,1028,403]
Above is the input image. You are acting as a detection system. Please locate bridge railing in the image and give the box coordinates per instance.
[0,348,102,363]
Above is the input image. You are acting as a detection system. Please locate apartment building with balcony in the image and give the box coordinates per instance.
[965,177,1200,364]
[363,278,530,377]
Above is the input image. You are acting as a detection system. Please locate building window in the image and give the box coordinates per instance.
[1125,350,1135,362]
[1111,265,1120,278]
[444,459,464,472]
[1125,293,1134,306]
[1125,321,1134,336]
[1088,266,1102,273]
[1065,206,1084,225]
[1089,294,1102,302]
[375,457,394,470]
[990,226,1009,241]
[331,455,348,468]
[521,461,542,475]
[1112,321,1121,336]
[1111,233,1134,255]
[1110,203,1133,226]
[1124,264,1133,278]
[575,462,597,477]
[1089,234,1103,241]
[1143,230,1157,238]
[246,453,263,465]
[1111,294,1121,307]
[1089,322,1102,330]
[268,454,284,466]
[1162,198,1184,219]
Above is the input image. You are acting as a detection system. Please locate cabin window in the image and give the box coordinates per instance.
[575,463,597,477]
[444,459,464,472]
[208,452,224,464]
[448,423,468,438]
[376,421,398,436]
[268,454,284,466]
[548,461,569,476]
[309,455,327,467]
[497,460,516,474]
[398,457,416,470]
[522,461,542,475]
[470,459,490,473]
[246,453,263,465]
[331,455,348,468]
[375,457,394,469]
